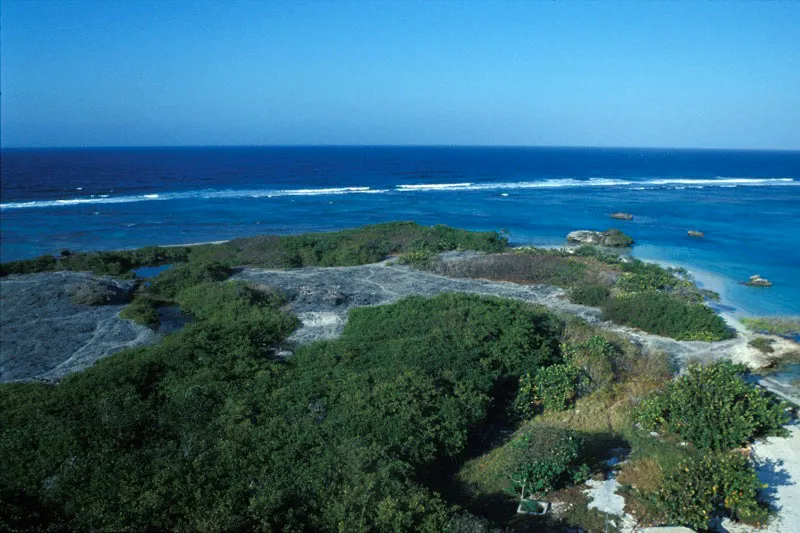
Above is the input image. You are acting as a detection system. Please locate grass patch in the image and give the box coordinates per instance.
[425,250,595,287]
[569,283,611,306]
[741,316,800,337]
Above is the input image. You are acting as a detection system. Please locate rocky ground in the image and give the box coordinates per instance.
[0,272,156,382]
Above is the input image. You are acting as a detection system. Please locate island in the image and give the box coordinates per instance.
[1,222,797,533]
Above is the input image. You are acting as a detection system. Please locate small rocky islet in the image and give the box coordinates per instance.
[566,228,634,247]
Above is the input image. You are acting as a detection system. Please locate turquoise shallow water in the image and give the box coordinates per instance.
[2,146,799,315]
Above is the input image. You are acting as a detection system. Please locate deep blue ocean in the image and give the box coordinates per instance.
[1,146,798,316]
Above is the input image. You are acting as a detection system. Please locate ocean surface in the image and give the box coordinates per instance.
[1,146,799,316]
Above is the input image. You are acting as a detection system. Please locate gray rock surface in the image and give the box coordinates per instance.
[1,272,156,383]
[566,230,605,245]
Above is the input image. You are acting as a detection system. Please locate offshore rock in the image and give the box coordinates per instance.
[567,229,634,247]
[744,274,773,287]
[687,230,705,238]
[610,212,634,220]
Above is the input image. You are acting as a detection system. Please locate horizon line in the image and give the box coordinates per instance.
[2,143,799,153]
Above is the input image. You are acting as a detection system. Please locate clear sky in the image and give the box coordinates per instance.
[1,0,799,149]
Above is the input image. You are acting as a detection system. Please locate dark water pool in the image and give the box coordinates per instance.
[133,264,173,278]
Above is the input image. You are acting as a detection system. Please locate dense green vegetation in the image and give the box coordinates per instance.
[749,336,775,354]
[504,427,588,499]
[635,361,789,450]
[657,452,769,529]
[458,345,790,531]
[568,283,610,306]
[615,361,791,529]
[1,289,570,531]
[513,336,619,417]
[0,222,507,277]
[147,262,233,298]
[602,291,734,341]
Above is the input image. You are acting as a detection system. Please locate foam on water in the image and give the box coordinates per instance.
[2,177,794,210]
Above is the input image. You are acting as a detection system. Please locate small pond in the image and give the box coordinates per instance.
[133,264,173,278]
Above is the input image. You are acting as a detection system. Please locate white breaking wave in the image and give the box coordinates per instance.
[0,186,383,210]
[395,177,796,193]
[396,182,474,191]
[1,177,795,210]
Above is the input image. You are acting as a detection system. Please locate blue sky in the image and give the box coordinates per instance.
[1,1,799,149]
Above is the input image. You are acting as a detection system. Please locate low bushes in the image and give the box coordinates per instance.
[67,283,119,306]
[514,364,580,416]
[616,260,718,303]
[749,337,775,354]
[513,336,619,418]
[635,361,789,450]
[504,427,589,499]
[119,298,160,329]
[601,291,734,341]
[148,262,233,298]
[657,452,769,530]
[569,284,610,306]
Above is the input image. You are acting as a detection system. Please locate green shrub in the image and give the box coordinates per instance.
[532,364,580,412]
[571,245,622,262]
[514,336,618,418]
[563,336,616,394]
[148,262,232,298]
[504,427,587,498]
[67,283,119,306]
[120,298,160,329]
[58,252,135,276]
[635,361,789,450]
[569,284,610,306]
[601,291,733,341]
[656,452,769,530]
[396,247,436,267]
